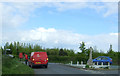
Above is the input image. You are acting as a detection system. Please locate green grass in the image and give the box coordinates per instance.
[0,49,2,76]
[2,55,34,75]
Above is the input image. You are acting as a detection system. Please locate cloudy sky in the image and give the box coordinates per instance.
[0,1,118,53]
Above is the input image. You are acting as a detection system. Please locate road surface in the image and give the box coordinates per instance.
[33,63,119,74]
[33,63,92,74]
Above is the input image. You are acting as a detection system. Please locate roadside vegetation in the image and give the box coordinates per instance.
[2,55,34,75]
[0,49,2,75]
[1,42,120,65]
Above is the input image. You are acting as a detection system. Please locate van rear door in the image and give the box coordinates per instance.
[33,52,48,64]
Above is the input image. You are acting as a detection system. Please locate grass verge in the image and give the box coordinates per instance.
[2,55,34,75]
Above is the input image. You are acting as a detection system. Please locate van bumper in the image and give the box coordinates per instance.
[32,63,48,66]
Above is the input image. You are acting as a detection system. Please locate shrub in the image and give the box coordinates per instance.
[85,65,89,68]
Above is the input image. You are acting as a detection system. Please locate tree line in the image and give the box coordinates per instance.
[1,41,120,65]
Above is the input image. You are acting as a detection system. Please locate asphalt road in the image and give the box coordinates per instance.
[33,63,119,74]
[33,63,93,74]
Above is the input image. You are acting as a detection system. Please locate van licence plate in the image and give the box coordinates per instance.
[36,62,41,64]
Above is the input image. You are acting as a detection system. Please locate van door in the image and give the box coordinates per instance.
[33,52,47,64]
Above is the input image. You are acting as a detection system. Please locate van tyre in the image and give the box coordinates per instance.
[45,65,48,68]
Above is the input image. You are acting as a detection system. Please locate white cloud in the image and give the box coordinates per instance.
[109,33,118,36]
[1,2,117,30]
[2,2,48,28]
[53,2,118,17]
[103,3,118,17]
[88,2,118,17]
[2,3,26,27]
[38,2,118,18]
[53,2,88,11]
[2,27,117,53]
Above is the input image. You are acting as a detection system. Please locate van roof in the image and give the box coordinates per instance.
[32,52,46,53]
[31,52,47,56]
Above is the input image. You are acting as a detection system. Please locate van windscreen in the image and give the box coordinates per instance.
[33,52,47,58]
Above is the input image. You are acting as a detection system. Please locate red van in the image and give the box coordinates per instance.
[28,52,48,68]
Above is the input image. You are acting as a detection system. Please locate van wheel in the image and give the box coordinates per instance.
[29,64,31,67]
[45,65,48,68]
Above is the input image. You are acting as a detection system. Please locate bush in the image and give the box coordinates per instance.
[85,65,89,68]
[48,55,71,64]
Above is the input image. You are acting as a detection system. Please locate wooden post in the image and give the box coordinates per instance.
[77,61,79,66]
[101,62,103,66]
[81,61,83,65]
[108,62,110,69]
[97,62,98,65]
[71,61,72,65]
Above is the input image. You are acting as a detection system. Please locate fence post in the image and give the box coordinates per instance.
[71,61,73,65]
[81,61,83,65]
[97,62,98,65]
[93,62,95,65]
[108,62,110,69]
[77,61,79,66]
[101,62,103,66]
